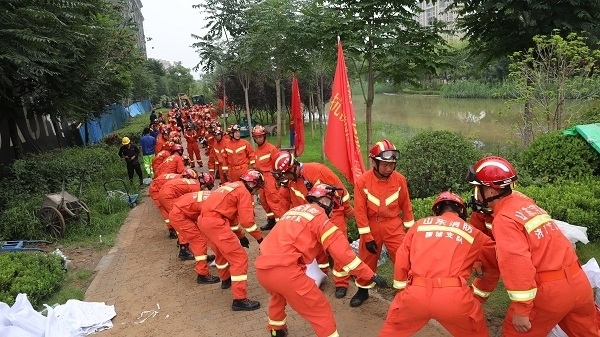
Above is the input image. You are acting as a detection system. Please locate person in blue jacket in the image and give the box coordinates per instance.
[140,127,157,178]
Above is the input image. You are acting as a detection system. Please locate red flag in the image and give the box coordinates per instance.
[324,38,366,184]
[291,74,304,156]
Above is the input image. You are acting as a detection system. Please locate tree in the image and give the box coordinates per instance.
[507,31,600,143]
[166,62,195,97]
[325,0,448,148]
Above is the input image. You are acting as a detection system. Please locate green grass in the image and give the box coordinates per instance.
[42,269,93,309]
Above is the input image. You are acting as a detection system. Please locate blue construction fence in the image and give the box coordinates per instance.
[78,99,152,145]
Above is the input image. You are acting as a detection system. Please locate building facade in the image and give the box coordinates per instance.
[110,0,147,57]
[415,1,461,39]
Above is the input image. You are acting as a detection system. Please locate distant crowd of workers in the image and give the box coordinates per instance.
[116,104,599,337]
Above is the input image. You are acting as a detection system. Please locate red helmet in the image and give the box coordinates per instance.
[213,127,223,136]
[162,141,174,151]
[273,151,296,172]
[468,156,518,189]
[229,124,241,133]
[182,168,198,179]
[199,173,215,189]
[240,169,265,188]
[252,125,266,136]
[170,136,182,144]
[307,183,344,213]
[171,144,183,152]
[369,139,399,163]
[432,191,467,220]
[169,131,179,139]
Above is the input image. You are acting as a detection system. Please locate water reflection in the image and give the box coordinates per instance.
[353,94,521,148]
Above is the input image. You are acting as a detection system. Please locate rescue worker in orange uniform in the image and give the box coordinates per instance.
[256,183,387,337]
[183,125,203,168]
[272,151,353,298]
[250,125,287,230]
[468,156,599,336]
[168,183,221,284]
[158,169,206,260]
[149,172,185,239]
[210,127,229,183]
[198,169,264,311]
[223,124,255,183]
[155,143,185,177]
[351,139,414,307]
[378,191,499,337]
[154,127,168,154]
[151,141,173,178]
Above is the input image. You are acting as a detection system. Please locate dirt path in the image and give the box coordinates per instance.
[83,149,451,337]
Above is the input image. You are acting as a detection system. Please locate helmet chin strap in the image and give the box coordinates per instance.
[470,187,512,214]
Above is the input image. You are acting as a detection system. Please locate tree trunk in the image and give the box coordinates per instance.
[244,86,254,147]
[523,76,534,146]
[366,53,375,149]
[309,93,314,138]
[318,75,324,162]
[275,76,282,148]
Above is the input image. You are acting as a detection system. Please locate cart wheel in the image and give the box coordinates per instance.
[38,207,65,238]
[77,201,91,226]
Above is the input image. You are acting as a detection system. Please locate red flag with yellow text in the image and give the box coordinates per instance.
[291,74,304,156]
[324,38,366,184]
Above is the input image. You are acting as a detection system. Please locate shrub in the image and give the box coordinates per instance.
[519,179,600,242]
[0,252,65,307]
[520,131,600,183]
[398,131,482,198]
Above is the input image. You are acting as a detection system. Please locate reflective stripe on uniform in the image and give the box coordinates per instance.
[225,148,234,154]
[195,255,207,261]
[472,285,491,298]
[266,212,274,217]
[355,279,375,289]
[285,210,315,221]
[291,187,306,200]
[507,288,537,302]
[485,222,492,229]
[342,256,361,272]
[318,263,330,269]
[231,274,248,282]
[332,269,348,277]
[363,189,380,207]
[219,185,234,192]
[230,225,240,231]
[404,220,415,228]
[320,226,339,244]
[358,227,371,235]
[259,154,271,161]
[268,317,286,326]
[328,331,339,337]
[393,280,407,290]
[417,224,474,243]
[235,145,246,153]
[215,262,229,269]
[342,193,350,202]
[221,166,229,170]
[385,188,401,206]
[524,214,552,233]
[196,191,204,201]
[165,219,170,224]
[245,224,258,232]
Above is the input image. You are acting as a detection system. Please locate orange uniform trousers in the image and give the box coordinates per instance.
[256,265,338,337]
[187,143,202,166]
[357,217,405,287]
[378,278,488,336]
[502,265,599,337]
[158,193,190,245]
[329,211,350,288]
[258,174,286,220]
[227,163,248,183]
[197,216,248,299]
[168,206,213,275]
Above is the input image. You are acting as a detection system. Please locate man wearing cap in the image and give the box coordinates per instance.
[118,136,143,185]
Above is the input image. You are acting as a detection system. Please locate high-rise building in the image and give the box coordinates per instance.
[110,0,147,57]
[415,1,461,39]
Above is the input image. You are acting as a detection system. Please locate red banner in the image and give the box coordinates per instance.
[291,74,304,156]
[324,38,366,184]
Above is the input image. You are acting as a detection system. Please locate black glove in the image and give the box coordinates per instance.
[257,238,263,245]
[371,274,388,288]
[239,236,250,248]
[365,240,378,254]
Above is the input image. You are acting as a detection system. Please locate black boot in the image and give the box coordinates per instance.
[270,328,288,337]
[350,287,369,307]
[197,274,220,284]
[232,298,260,311]
[221,277,231,289]
[260,218,276,231]
[178,243,195,260]
[168,228,178,239]
[334,287,347,299]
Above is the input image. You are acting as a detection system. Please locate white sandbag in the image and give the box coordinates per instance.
[554,220,589,249]
[44,306,73,337]
[0,302,10,327]
[0,326,36,337]
[5,294,45,337]
[306,259,327,286]
[53,300,116,336]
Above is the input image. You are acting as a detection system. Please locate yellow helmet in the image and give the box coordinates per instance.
[121,137,130,145]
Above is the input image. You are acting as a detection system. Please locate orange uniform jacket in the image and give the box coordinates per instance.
[256,203,374,283]
[155,136,166,154]
[184,130,199,147]
[254,141,289,219]
[253,141,278,175]
[211,139,229,172]
[156,153,185,176]
[200,182,262,241]
[151,149,170,177]
[149,173,181,200]
[172,190,210,219]
[393,213,499,293]
[354,170,414,241]
[481,192,584,317]
[223,138,255,169]
[468,212,494,239]
[158,178,201,212]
